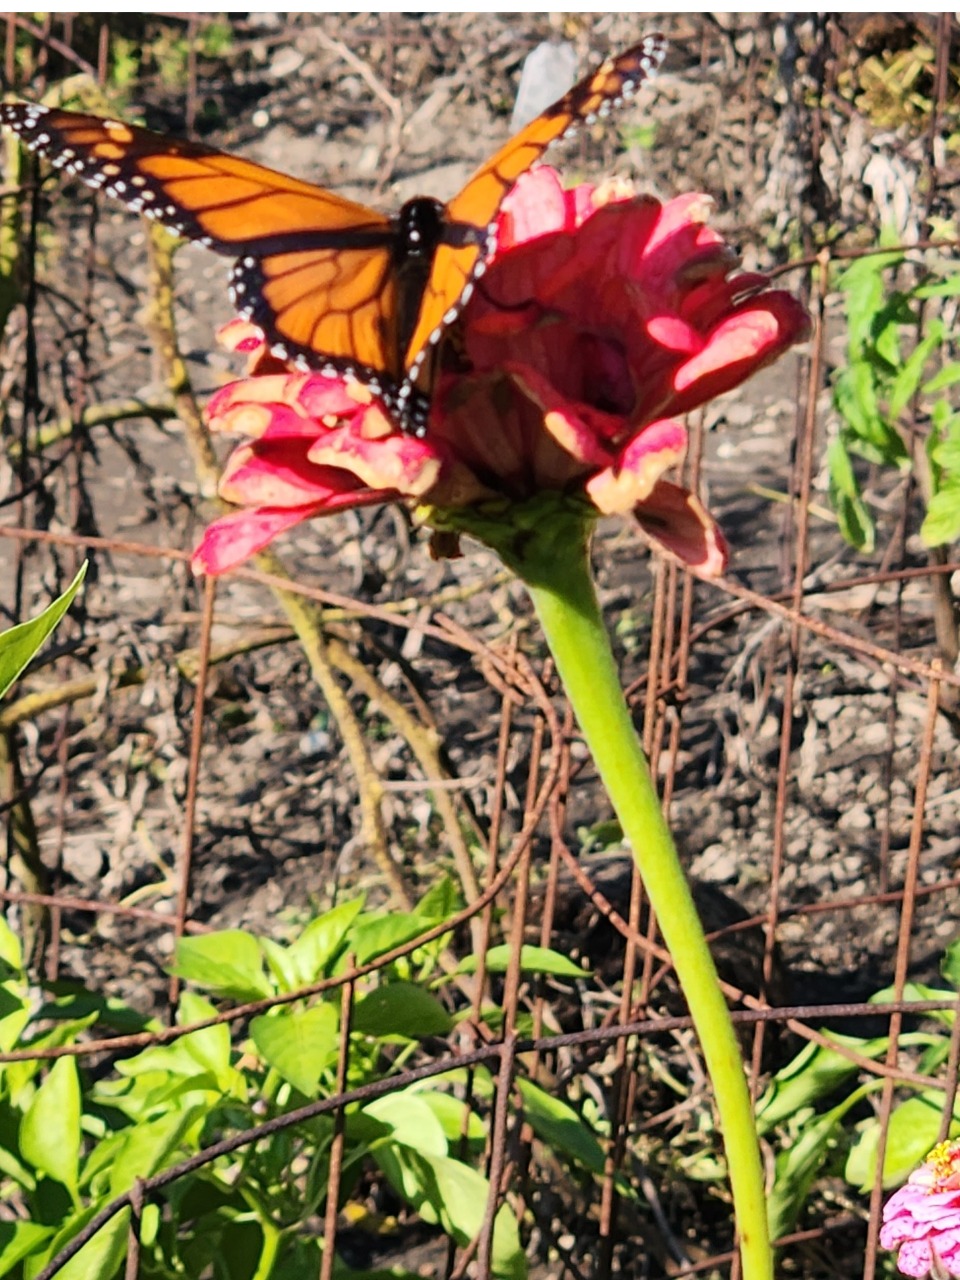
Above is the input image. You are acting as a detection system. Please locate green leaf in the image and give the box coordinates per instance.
[0,564,87,701]
[870,980,956,1025]
[915,276,960,298]
[943,940,960,990]
[19,1057,81,1193]
[920,484,960,547]
[846,1093,958,1190]
[930,410,960,472]
[0,980,30,1056]
[177,992,236,1090]
[833,363,909,468]
[455,945,588,979]
[347,913,434,967]
[415,876,462,923]
[374,1143,525,1279]
[769,1098,858,1240]
[888,320,945,421]
[35,1202,130,1280]
[923,362,960,393]
[413,1092,486,1146]
[260,936,299,993]
[0,1221,53,1278]
[0,919,22,972]
[107,1106,203,1197]
[364,1093,448,1157]
[827,437,875,552]
[836,253,904,354]
[172,930,273,1000]
[286,896,365,983]
[516,1078,605,1174]
[756,1032,891,1133]
[251,1004,339,1095]
[353,982,453,1038]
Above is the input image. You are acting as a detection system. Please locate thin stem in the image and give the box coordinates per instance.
[521,518,771,1280]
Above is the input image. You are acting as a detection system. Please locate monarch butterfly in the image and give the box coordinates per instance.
[0,35,666,431]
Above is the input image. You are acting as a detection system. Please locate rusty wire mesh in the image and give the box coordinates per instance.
[1,12,960,1280]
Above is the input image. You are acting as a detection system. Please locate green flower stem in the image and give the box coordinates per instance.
[516,513,771,1279]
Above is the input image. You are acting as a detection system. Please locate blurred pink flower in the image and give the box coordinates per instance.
[881,1140,960,1277]
[192,168,810,576]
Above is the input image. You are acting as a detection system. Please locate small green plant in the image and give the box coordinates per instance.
[758,937,960,1244]
[0,883,615,1279]
[829,247,960,555]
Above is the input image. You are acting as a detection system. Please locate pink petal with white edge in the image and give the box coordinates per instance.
[504,364,622,465]
[633,480,729,575]
[674,307,785,392]
[644,191,718,257]
[586,420,688,514]
[307,430,443,497]
[218,443,361,507]
[217,316,266,354]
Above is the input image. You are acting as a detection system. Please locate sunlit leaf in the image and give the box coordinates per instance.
[251,1004,339,1095]
[0,564,87,701]
[456,945,588,979]
[172,930,273,1000]
[517,1079,605,1174]
[19,1057,81,1193]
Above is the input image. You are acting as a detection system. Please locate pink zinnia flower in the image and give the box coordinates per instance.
[191,168,810,576]
[881,1140,960,1277]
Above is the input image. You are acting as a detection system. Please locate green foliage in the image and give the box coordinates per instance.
[0,885,621,1279]
[756,940,960,1243]
[830,250,960,554]
[0,564,87,702]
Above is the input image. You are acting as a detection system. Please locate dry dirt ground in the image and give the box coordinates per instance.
[3,12,960,1278]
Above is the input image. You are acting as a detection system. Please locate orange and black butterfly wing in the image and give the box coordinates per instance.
[401,33,668,387]
[0,101,401,387]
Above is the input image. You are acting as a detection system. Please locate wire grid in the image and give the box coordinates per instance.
[1,12,960,1280]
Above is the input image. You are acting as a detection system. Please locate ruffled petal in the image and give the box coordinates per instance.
[585,420,688,514]
[633,481,729,576]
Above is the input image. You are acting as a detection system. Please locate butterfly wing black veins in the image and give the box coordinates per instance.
[0,34,666,433]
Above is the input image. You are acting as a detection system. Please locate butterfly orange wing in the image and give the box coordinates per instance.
[402,34,668,379]
[0,102,400,382]
[1,33,667,425]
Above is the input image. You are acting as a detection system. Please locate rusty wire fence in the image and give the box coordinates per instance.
[1,12,960,1280]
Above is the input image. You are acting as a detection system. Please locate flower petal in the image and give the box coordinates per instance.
[669,293,812,413]
[585,420,688,514]
[307,428,443,497]
[633,480,729,575]
[191,505,326,574]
